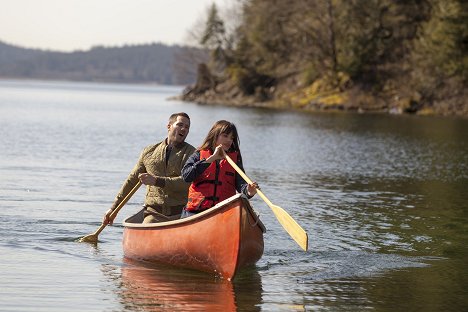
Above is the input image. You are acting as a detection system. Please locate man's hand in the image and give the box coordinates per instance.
[139,173,165,187]
[139,173,156,185]
[103,208,115,225]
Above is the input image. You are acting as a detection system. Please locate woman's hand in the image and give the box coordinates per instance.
[206,144,226,163]
[247,181,259,197]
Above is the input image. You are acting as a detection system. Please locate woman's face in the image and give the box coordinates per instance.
[216,132,234,151]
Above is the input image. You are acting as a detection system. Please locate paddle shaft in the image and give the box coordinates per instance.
[225,155,308,251]
[91,180,142,237]
[225,159,271,207]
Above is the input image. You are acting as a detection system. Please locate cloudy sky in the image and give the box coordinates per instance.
[0,0,227,51]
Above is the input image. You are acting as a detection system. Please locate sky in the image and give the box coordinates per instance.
[0,0,228,52]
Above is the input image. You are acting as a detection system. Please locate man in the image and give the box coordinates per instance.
[103,112,195,224]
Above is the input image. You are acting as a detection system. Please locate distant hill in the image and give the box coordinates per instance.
[0,41,207,85]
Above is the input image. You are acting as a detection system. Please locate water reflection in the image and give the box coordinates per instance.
[108,259,262,311]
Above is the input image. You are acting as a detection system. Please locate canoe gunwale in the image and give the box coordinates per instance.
[123,193,266,233]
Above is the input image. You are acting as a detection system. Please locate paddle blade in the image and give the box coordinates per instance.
[77,223,106,243]
[269,203,308,251]
[77,233,99,243]
[224,154,308,251]
[77,181,141,244]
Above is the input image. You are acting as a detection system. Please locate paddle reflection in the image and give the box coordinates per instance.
[118,258,262,311]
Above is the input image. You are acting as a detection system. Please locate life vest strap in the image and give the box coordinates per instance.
[195,180,222,187]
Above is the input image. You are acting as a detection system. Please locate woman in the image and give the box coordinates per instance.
[180,120,258,218]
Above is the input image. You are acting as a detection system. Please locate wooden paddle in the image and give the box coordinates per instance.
[78,180,142,243]
[225,155,308,251]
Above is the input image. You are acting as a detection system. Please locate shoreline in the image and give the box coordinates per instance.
[176,82,468,119]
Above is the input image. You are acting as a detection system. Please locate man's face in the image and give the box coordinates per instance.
[167,116,190,145]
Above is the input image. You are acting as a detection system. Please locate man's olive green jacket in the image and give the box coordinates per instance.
[112,140,196,210]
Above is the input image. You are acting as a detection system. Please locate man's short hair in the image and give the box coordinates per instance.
[168,112,190,124]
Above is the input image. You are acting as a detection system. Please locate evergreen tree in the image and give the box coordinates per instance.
[200,3,228,72]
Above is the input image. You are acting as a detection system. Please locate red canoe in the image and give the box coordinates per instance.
[122,194,266,280]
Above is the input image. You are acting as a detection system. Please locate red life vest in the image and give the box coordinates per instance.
[185,150,239,211]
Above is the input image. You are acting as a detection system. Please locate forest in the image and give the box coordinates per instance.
[182,0,468,117]
[0,41,204,85]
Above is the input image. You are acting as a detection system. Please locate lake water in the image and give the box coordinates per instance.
[0,79,467,311]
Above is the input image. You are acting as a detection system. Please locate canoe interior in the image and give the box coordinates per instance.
[124,194,265,232]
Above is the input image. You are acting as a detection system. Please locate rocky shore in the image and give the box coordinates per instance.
[174,65,468,118]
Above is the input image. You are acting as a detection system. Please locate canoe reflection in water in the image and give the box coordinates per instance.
[119,258,263,312]
[123,194,266,280]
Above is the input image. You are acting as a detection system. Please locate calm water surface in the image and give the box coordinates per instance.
[0,80,467,311]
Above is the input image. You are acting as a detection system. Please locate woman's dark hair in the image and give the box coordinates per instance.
[199,120,240,152]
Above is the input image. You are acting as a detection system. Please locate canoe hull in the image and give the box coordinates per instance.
[122,194,265,280]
